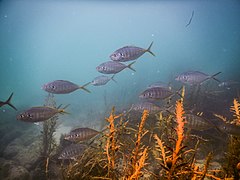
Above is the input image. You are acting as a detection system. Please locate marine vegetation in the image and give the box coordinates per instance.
[60,99,226,180]
[32,93,60,180]
[214,98,240,179]
[153,100,221,180]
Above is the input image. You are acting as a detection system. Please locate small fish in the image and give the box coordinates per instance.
[91,75,116,86]
[58,144,87,160]
[216,122,240,136]
[96,61,135,74]
[218,80,240,89]
[0,93,17,111]
[110,42,155,62]
[147,81,171,90]
[131,102,163,114]
[17,106,67,122]
[175,71,221,85]
[139,87,181,100]
[64,127,99,142]
[184,114,214,131]
[42,80,91,94]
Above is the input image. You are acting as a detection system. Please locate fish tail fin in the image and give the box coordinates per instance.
[127,61,136,72]
[5,93,17,111]
[58,104,70,114]
[79,82,91,93]
[146,41,155,57]
[175,86,184,98]
[111,75,117,83]
[210,72,221,83]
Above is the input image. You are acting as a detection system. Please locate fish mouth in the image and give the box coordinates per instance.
[41,84,46,90]
[139,94,144,99]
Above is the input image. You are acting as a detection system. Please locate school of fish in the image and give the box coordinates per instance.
[1,41,240,160]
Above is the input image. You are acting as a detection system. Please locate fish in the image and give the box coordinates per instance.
[175,71,221,85]
[184,114,215,131]
[16,106,67,122]
[218,80,240,89]
[215,121,240,136]
[131,102,163,114]
[139,87,181,100]
[42,80,91,94]
[58,144,87,160]
[147,81,171,90]
[0,93,17,111]
[110,42,155,62]
[96,61,135,74]
[64,127,99,142]
[91,75,116,86]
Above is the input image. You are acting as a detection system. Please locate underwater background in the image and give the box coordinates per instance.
[0,0,240,179]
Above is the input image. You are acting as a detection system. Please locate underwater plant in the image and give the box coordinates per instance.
[33,93,59,179]
[153,100,222,180]
[214,98,240,179]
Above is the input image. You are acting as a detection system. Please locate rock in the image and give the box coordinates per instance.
[3,127,41,169]
[0,158,30,180]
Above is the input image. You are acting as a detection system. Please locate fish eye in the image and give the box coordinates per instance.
[51,85,55,89]
[20,114,24,118]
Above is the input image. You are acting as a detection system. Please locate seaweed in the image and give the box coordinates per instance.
[32,93,59,180]
[153,100,221,179]
[217,98,240,179]
[60,99,225,180]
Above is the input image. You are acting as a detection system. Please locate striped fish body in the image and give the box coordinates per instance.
[185,114,212,131]
[131,102,162,113]
[58,144,87,160]
[64,127,99,142]
[175,71,221,85]
[110,42,155,62]
[42,80,79,94]
[96,61,135,74]
[17,106,63,122]
[139,87,173,100]
[91,75,112,86]
[110,46,146,62]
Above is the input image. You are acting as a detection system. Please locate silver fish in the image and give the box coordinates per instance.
[184,114,214,131]
[131,102,162,114]
[218,80,240,89]
[175,71,221,85]
[42,80,91,94]
[64,127,99,142]
[58,144,87,160]
[91,75,116,86]
[0,93,17,111]
[16,106,66,122]
[139,87,179,100]
[147,81,171,90]
[110,42,155,62]
[96,61,135,74]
